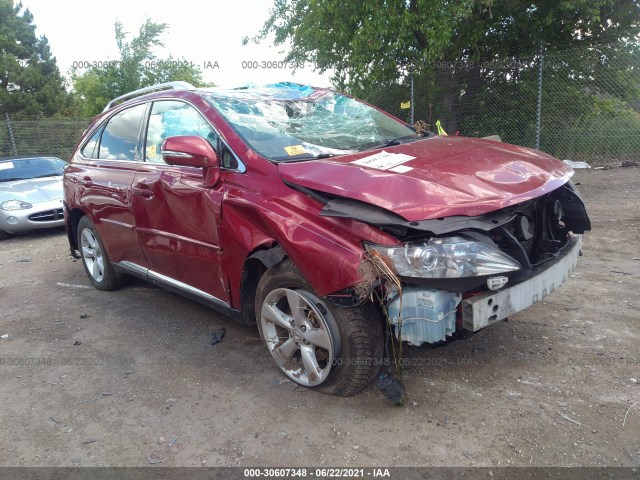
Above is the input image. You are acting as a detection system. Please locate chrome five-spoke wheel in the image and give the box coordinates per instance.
[76,216,122,291]
[260,288,340,386]
[256,258,384,396]
[80,227,105,282]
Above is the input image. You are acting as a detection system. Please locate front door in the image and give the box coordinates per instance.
[132,100,228,303]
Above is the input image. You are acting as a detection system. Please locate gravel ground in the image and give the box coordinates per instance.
[0,166,638,468]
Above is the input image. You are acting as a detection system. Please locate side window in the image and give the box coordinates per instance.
[81,128,102,158]
[98,104,147,161]
[145,101,219,164]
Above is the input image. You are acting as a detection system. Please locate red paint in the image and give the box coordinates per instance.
[161,135,219,168]
[279,136,573,221]
[64,87,574,315]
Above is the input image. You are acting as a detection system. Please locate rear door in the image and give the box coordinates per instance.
[71,103,148,266]
[131,100,228,303]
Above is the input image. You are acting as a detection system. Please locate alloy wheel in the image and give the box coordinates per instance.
[260,288,339,386]
[80,228,105,283]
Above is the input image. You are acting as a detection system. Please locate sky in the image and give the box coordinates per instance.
[20,0,333,89]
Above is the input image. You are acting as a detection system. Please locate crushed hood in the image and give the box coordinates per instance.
[278,136,573,221]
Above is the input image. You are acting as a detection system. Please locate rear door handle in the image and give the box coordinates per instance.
[132,183,154,199]
[80,177,92,187]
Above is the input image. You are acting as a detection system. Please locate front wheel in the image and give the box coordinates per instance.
[256,259,384,396]
[77,216,123,291]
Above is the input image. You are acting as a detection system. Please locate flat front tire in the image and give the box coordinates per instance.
[256,259,384,396]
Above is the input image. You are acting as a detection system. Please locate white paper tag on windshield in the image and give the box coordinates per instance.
[351,151,415,171]
[0,162,14,170]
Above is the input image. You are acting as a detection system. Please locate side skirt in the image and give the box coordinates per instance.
[113,261,243,323]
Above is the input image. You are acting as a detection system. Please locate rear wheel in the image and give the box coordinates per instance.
[256,259,384,396]
[77,216,123,290]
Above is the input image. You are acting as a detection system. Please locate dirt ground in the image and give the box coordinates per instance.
[0,167,638,468]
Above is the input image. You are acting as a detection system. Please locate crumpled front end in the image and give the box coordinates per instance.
[364,181,591,346]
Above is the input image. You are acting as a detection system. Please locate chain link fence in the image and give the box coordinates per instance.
[365,40,640,166]
[0,114,90,160]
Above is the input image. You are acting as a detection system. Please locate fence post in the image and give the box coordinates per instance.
[5,112,18,156]
[410,70,415,126]
[535,42,544,150]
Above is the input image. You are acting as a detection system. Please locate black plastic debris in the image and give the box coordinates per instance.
[210,327,226,345]
[375,371,404,405]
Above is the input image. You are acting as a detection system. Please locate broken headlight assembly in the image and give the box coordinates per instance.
[366,236,521,279]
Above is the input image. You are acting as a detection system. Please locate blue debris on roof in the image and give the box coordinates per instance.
[208,82,319,100]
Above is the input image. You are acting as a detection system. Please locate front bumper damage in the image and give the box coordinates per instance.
[322,181,590,346]
[384,235,582,345]
[462,234,582,331]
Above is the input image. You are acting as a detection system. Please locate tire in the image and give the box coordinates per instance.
[77,216,123,291]
[0,230,9,240]
[255,259,384,396]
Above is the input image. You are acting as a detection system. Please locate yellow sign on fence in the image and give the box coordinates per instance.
[400,101,411,109]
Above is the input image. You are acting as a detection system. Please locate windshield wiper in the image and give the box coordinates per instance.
[379,138,402,148]
[359,135,420,152]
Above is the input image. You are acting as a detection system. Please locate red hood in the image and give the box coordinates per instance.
[278,136,573,221]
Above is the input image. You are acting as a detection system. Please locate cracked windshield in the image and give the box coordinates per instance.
[205,85,418,161]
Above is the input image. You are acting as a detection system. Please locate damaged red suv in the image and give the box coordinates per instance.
[64,82,590,396]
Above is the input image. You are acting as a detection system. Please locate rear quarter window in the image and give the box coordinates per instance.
[83,104,147,161]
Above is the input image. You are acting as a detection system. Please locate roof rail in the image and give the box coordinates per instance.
[102,81,195,112]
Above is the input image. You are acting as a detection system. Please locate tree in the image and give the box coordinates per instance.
[252,0,640,91]
[0,0,70,116]
[72,19,209,117]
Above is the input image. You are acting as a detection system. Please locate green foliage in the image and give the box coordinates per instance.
[0,0,70,116]
[248,0,474,89]
[254,0,640,91]
[72,19,209,117]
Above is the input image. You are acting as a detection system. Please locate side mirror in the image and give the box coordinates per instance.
[161,136,220,187]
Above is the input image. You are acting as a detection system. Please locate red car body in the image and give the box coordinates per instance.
[63,82,590,396]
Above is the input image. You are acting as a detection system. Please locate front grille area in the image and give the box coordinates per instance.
[29,208,64,222]
[490,187,585,279]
